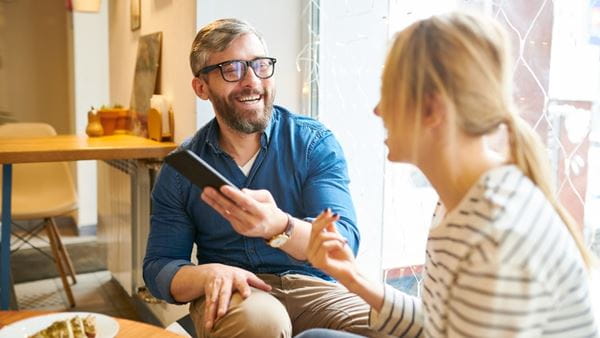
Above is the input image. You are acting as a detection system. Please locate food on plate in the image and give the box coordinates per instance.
[28,315,96,338]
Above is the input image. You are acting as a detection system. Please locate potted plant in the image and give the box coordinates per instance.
[98,104,131,135]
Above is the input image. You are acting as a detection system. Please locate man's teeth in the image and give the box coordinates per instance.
[239,95,260,102]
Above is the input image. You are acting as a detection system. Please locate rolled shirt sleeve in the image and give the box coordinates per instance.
[302,130,360,255]
[143,162,196,304]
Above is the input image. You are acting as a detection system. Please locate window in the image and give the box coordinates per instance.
[312,0,600,292]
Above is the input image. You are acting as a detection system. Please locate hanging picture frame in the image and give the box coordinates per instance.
[131,0,141,31]
[130,32,162,137]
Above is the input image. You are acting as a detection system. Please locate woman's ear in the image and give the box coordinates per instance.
[192,77,210,100]
[423,94,446,129]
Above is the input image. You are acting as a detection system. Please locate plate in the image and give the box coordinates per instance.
[0,312,119,338]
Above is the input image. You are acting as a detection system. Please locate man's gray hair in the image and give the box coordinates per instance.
[190,18,268,77]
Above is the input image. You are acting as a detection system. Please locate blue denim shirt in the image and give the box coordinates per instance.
[143,106,359,304]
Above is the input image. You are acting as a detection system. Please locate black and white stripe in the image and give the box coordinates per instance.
[369,165,598,337]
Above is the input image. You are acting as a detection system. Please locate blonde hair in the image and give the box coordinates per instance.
[380,12,595,268]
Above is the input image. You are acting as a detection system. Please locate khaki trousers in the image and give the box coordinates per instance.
[189,274,384,338]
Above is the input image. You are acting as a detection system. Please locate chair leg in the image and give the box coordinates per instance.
[10,272,19,310]
[47,218,77,284]
[45,219,75,308]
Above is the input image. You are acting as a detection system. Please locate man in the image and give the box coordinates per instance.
[143,18,378,338]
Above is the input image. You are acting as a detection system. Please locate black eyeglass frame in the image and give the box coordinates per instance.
[196,57,277,82]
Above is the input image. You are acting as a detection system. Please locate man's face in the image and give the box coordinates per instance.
[196,33,275,134]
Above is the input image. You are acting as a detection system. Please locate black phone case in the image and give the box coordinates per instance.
[164,149,236,190]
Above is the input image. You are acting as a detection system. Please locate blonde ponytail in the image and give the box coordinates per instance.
[381,11,597,269]
[506,114,597,269]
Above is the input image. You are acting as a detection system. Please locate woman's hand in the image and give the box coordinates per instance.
[307,209,386,311]
[306,209,359,285]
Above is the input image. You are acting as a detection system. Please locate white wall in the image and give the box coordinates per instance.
[109,0,197,144]
[73,0,109,227]
[195,0,304,128]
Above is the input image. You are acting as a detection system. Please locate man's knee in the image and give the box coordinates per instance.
[191,290,292,338]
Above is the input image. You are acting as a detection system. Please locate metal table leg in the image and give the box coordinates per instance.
[1,164,12,310]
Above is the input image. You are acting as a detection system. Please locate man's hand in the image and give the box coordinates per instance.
[306,209,358,285]
[201,264,271,330]
[201,186,288,239]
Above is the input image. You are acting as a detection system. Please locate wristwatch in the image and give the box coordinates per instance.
[267,214,294,248]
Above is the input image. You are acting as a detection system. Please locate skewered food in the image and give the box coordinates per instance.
[28,315,96,338]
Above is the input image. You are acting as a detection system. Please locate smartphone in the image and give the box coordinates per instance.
[164,149,237,191]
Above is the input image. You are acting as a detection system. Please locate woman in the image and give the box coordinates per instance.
[299,12,598,338]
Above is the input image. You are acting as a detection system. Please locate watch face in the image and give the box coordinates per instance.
[269,234,289,248]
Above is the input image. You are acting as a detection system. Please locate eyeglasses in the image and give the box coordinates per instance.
[197,57,277,82]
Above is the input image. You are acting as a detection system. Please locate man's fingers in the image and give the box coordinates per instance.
[200,188,226,214]
[247,274,272,292]
[203,188,235,212]
[240,188,273,202]
[220,186,262,215]
[216,279,232,320]
[233,278,252,298]
[204,301,216,329]
[204,283,218,330]
[210,278,222,302]
[202,188,246,224]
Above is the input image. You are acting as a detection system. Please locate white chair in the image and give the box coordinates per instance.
[0,122,78,307]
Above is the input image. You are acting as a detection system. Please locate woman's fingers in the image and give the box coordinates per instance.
[309,239,348,272]
[310,210,339,240]
[307,209,347,273]
[326,219,341,234]
[307,231,348,264]
[317,239,346,255]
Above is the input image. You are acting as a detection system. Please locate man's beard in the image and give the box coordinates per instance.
[209,87,275,134]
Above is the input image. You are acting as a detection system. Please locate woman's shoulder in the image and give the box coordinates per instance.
[438,165,559,253]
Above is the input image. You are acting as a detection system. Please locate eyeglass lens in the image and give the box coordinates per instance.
[221,58,274,82]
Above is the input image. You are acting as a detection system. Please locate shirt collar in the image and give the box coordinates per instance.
[204,119,224,154]
[204,107,276,154]
[260,111,274,149]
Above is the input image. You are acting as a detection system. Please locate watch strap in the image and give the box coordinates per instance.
[282,213,294,237]
[267,213,294,247]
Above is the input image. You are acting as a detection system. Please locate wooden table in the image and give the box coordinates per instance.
[0,310,184,337]
[0,135,177,309]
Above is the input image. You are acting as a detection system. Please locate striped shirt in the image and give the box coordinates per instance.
[370,165,599,337]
